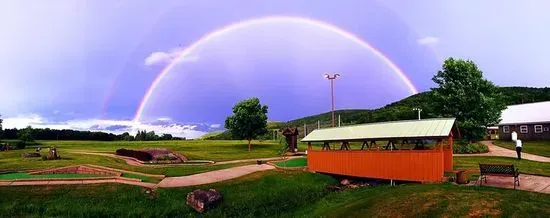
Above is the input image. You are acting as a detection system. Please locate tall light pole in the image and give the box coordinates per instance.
[324,73,340,127]
[413,108,423,120]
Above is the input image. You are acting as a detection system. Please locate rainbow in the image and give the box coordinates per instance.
[133,16,419,125]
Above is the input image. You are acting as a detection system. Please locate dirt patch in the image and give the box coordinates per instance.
[467,199,502,217]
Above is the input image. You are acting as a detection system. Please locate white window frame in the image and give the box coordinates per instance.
[535,125,543,133]
[520,125,528,134]
[502,126,510,133]
[545,127,550,132]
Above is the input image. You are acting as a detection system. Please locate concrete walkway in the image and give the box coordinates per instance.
[454,141,550,162]
[156,164,275,188]
[472,174,550,194]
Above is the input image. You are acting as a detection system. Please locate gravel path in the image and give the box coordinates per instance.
[156,164,275,188]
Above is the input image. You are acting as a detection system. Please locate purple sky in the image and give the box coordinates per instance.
[1,0,549,138]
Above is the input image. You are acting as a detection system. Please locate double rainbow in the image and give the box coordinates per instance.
[132,16,419,126]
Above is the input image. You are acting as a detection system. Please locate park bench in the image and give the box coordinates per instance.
[478,163,520,189]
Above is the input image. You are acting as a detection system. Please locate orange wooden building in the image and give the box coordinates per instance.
[302,118,459,183]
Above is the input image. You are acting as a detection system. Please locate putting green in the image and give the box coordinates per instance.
[276,158,307,167]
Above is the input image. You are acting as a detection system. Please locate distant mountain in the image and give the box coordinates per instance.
[283,86,550,127]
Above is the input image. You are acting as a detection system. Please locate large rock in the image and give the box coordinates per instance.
[47,147,60,160]
[186,189,222,213]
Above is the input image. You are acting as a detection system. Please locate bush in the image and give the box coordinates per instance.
[115,149,153,161]
[15,140,26,149]
[453,142,489,154]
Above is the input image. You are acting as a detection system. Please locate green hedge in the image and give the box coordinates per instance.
[453,142,489,154]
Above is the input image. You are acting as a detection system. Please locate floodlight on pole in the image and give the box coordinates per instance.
[413,108,423,120]
[324,73,340,127]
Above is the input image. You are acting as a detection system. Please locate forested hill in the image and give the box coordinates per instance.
[283,86,550,127]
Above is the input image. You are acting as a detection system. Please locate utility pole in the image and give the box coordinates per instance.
[413,108,423,120]
[338,114,341,127]
[324,73,341,127]
[317,120,320,129]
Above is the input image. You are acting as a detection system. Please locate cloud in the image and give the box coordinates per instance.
[209,124,222,129]
[144,47,200,66]
[156,117,172,121]
[417,36,440,45]
[1,114,208,139]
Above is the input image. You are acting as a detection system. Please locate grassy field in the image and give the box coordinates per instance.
[0,147,263,177]
[493,140,550,157]
[37,140,287,161]
[1,171,549,217]
[454,156,550,176]
[275,157,307,167]
[0,140,288,177]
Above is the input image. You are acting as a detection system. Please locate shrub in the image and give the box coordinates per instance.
[115,148,153,161]
[41,155,48,161]
[15,140,26,149]
[453,142,489,154]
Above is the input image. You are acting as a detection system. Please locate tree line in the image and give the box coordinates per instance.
[0,125,185,142]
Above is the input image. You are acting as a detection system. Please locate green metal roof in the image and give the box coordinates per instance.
[301,118,456,142]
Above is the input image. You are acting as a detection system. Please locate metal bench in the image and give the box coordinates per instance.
[478,163,520,189]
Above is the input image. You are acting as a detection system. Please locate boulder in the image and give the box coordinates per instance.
[47,148,60,160]
[186,189,222,213]
[340,179,351,185]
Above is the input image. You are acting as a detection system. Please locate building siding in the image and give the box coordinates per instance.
[498,123,550,141]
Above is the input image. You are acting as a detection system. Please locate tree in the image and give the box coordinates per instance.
[0,114,3,139]
[160,133,173,140]
[431,58,506,141]
[18,126,35,143]
[145,131,158,141]
[225,97,268,151]
[135,130,146,141]
[121,132,134,141]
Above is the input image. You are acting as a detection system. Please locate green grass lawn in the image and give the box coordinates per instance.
[493,140,550,157]
[1,171,549,217]
[0,140,289,177]
[454,156,550,176]
[0,148,260,177]
[275,158,307,167]
[0,172,105,180]
[37,140,287,161]
[121,173,161,183]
